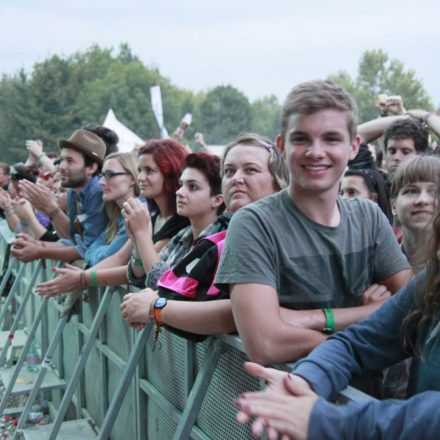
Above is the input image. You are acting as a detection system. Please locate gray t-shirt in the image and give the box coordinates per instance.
[215,189,410,309]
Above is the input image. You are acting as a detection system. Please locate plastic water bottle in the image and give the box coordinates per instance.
[26,340,40,372]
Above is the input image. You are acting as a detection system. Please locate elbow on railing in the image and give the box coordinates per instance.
[242,337,282,366]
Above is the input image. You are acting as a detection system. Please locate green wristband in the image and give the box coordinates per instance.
[90,270,98,288]
[322,308,335,334]
[134,258,143,267]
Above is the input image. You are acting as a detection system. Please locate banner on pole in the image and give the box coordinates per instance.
[150,85,169,138]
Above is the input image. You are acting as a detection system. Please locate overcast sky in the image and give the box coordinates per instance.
[1,0,439,107]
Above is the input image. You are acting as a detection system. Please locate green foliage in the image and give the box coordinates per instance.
[0,45,433,163]
[250,95,281,140]
[0,44,197,162]
[329,49,433,123]
[0,70,35,161]
[199,85,252,145]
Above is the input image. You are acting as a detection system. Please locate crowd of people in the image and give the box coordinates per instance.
[1,80,440,439]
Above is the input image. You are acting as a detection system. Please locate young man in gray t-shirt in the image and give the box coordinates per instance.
[215,80,411,365]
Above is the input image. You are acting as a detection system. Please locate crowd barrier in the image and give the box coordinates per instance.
[0,219,373,439]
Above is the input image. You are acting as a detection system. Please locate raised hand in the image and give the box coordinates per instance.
[25,139,44,158]
[121,198,152,239]
[18,180,59,215]
[11,198,34,221]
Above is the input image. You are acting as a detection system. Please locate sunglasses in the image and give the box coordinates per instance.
[100,171,128,180]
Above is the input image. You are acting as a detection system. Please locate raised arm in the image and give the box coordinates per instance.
[11,198,47,238]
[357,115,406,144]
[25,140,56,172]
[407,109,440,138]
[18,180,69,238]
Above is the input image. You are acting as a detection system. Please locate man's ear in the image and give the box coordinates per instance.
[371,192,379,203]
[275,134,285,159]
[349,135,361,160]
[86,162,99,177]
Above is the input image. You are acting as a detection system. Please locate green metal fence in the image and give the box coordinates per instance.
[0,219,372,439]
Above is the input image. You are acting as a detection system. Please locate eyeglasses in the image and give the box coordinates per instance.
[100,171,128,180]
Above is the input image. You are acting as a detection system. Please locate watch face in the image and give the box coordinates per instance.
[155,297,167,309]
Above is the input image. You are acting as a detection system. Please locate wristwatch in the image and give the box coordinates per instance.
[153,297,167,326]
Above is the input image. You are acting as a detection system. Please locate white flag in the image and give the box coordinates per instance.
[103,109,144,153]
[150,85,169,138]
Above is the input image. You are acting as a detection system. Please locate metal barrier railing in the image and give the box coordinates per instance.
[0,219,373,439]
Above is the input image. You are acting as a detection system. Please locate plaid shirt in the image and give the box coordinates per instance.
[128,214,230,289]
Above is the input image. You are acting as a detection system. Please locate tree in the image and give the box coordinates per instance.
[329,49,433,123]
[0,44,199,161]
[0,70,35,162]
[199,85,252,145]
[250,95,281,140]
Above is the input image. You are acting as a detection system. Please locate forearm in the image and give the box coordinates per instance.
[309,392,440,440]
[425,113,440,138]
[132,230,160,277]
[162,299,236,335]
[357,115,406,143]
[85,266,127,287]
[22,215,47,239]
[38,154,56,172]
[280,301,386,332]
[49,208,70,239]
[39,245,80,262]
[231,284,327,365]
[243,321,327,365]
[4,210,20,231]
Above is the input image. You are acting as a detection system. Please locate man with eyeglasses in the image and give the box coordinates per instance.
[11,129,109,264]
